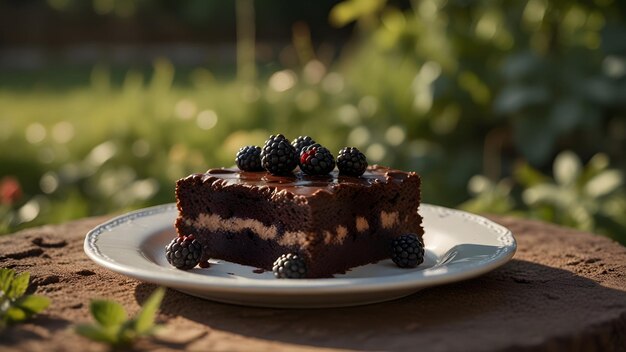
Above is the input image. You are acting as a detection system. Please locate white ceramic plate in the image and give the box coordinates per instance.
[84,203,516,308]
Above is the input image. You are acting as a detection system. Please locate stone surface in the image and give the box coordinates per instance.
[1,214,625,352]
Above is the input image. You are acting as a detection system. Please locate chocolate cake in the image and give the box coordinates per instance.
[174,165,423,278]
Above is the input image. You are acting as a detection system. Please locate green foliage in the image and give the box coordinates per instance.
[520,152,625,237]
[330,0,625,189]
[329,0,386,27]
[75,287,165,347]
[459,176,517,216]
[461,151,626,241]
[0,268,50,328]
[328,0,626,241]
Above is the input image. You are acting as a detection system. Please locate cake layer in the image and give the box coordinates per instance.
[177,226,400,277]
[175,166,423,277]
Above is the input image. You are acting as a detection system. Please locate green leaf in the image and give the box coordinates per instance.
[329,0,386,27]
[119,320,139,345]
[5,306,27,324]
[522,184,564,206]
[16,295,50,315]
[585,170,623,197]
[7,272,30,300]
[554,151,581,187]
[77,289,166,346]
[514,162,549,187]
[134,287,165,334]
[75,324,119,344]
[3,295,50,325]
[587,153,609,174]
[90,300,127,328]
[0,268,15,294]
[0,269,49,326]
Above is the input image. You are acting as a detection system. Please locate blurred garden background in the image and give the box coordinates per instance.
[1,0,625,244]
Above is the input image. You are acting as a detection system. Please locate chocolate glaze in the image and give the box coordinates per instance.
[198,165,416,196]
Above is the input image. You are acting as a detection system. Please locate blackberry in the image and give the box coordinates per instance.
[261,134,298,175]
[390,233,425,268]
[165,235,203,270]
[299,144,335,175]
[272,253,307,279]
[291,136,316,155]
[337,147,368,176]
[235,145,263,171]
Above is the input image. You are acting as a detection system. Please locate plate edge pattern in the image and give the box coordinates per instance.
[87,203,516,274]
[86,203,177,262]
[424,204,515,246]
[423,204,516,269]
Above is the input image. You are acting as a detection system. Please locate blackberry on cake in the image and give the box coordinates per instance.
[272,253,307,279]
[299,144,335,175]
[291,136,317,155]
[337,147,368,177]
[165,235,203,270]
[174,165,423,278]
[235,145,263,172]
[390,233,424,268]
[260,134,298,175]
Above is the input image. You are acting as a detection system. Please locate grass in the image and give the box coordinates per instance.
[0,62,396,232]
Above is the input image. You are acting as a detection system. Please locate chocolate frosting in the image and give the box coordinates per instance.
[198,165,417,196]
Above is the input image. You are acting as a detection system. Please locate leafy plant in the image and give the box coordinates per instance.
[75,287,165,347]
[0,268,50,328]
[328,0,626,206]
[459,175,517,216]
[460,150,626,241]
[518,151,626,238]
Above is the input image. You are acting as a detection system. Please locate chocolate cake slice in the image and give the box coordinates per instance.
[174,165,423,278]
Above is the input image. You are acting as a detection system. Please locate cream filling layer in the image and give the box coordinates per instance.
[380,211,399,229]
[189,213,310,247]
[324,225,348,245]
[187,210,399,246]
[356,216,369,232]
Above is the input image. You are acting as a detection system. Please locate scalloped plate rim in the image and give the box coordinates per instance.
[84,203,516,298]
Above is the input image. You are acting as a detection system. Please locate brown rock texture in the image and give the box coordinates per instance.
[1,215,625,352]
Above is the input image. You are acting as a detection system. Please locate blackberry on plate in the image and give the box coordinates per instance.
[337,147,368,177]
[390,233,424,268]
[272,253,307,279]
[300,144,335,175]
[235,145,263,171]
[291,136,316,155]
[165,235,203,270]
[261,134,298,175]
